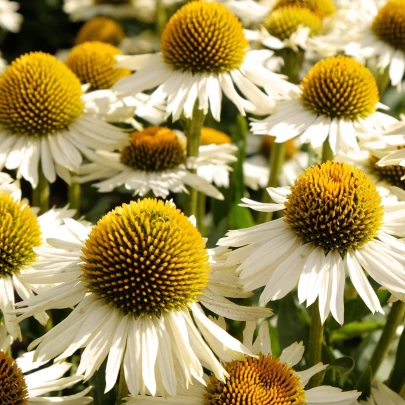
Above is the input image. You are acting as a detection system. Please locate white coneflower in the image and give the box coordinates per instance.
[112,1,295,122]
[125,320,361,405]
[0,0,22,32]
[75,127,226,199]
[15,199,272,397]
[252,55,398,155]
[344,0,405,89]
[218,161,405,324]
[0,175,75,339]
[0,325,92,404]
[0,52,127,187]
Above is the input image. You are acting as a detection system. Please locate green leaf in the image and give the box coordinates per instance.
[229,203,255,229]
[330,321,385,341]
[357,366,372,400]
[326,356,355,377]
[388,326,405,392]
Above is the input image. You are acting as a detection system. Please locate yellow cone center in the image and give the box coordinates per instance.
[76,17,125,46]
[0,52,83,137]
[200,128,232,145]
[372,0,405,52]
[161,1,248,74]
[81,199,210,317]
[0,352,28,405]
[301,55,379,120]
[272,0,336,19]
[0,193,42,276]
[284,161,384,254]
[205,354,306,405]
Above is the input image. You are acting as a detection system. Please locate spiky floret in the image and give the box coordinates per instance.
[0,352,28,405]
[75,16,125,46]
[120,127,186,172]
[161,1,248,74]
[205,354,306,405]
[284,161,384,254]
[66,41,131,90]
[301,55,379,120]
[0,193,41,276]
[81,199,210,317]
[372,0,405,52]
[0,52,83,137]
[264,5,323,41]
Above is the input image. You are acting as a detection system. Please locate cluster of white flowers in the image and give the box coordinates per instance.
[0,0,405,404]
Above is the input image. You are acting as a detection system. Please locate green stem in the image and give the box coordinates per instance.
[182,103,206,218]
[307,300,324,388]
[321,137,334,162]
[197,192,206,235]
[376,67,391,99]
[32,170,50,214]
[278,48,304,84]
[68,180,81,217]
[156,0,167,38]
[116,368,129,405]
[368,301,405,377]
[257,141,286,224]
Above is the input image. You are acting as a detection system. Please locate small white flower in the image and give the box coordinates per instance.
[251,55,397,155]
[0,52,128,187]
[75,127,225,199]
[218,161,405,324]
[15,199,272,397]
[356,382,405,405]
[113,1,294,122]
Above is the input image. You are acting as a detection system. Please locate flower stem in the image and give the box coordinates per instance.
[116,367,129,405]
[182,102,206,218]
[321,137,334,162]
[257,141,286,224]
[32,170,50,214]
[307,300,324,388]
[197,192,206,235]
[400,383,405,399]
[279,48,304,84]
[68,180,81,217]
[368,301,405,377]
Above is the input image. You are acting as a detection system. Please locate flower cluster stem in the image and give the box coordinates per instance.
[183,103,206,218]
[368,301,405,377]
[257,141,286,224]
[307,300,324,388]
[321,138,334,162]
[68,180,81,217]
[32,170,50,214]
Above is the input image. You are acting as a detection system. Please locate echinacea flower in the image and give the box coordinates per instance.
[75,127,225,199]
[75,16,125,46]
[0,175,75,339]
[66,41,131,91]
[0,52,127,187]
[218,161,405,324]
[15,199,273,397]
[345,0,405,89]
[113,1,294,121]
[124,319,361,405]
[0,324,92,404]
[0,0,22,32]
[251,55,398,155]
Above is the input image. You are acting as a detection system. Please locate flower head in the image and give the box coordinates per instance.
[0,351,28,404]
[15,200,272,396]
[75,16,125,45]
[272,0,336,19]
[66,41,131,90]
[219,162,405,323]
[161,1,248,74]
[0,52,83,137]
[82,199,210,317]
